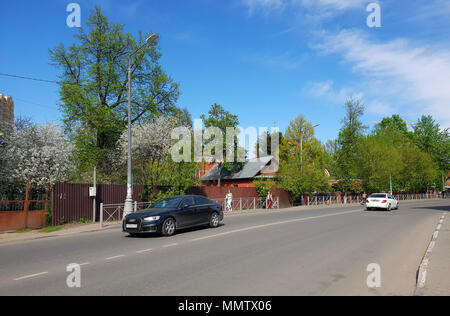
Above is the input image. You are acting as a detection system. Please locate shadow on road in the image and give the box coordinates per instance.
[410,204,450,212]
[124,223,226,239]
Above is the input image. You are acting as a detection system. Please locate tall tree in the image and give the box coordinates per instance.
[412,115,450,175]
[356,132,437,193]
[375,114,408,135]
[49,7,180,175]
[335,98,366,180]
[200,104,241,186]
[279,115,330,199]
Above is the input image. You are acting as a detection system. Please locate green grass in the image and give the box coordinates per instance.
[39,226,63,233]
[16,228,32,233]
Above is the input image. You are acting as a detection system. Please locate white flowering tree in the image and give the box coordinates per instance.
[0,119,75,198]
[117,116,199,200]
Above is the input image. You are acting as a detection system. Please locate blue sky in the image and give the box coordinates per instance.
[1,0,449,150]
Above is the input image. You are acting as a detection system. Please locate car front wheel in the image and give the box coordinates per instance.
[162,218,176,236]
[209,212,220,228]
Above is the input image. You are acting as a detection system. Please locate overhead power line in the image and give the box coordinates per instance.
[0,72,58,84]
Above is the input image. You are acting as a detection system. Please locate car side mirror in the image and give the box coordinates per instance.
[181,204,189,210]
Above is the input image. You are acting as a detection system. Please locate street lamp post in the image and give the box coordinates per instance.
[124,34,159,218]
[301,124,320,174]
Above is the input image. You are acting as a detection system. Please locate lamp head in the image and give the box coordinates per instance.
[146,34,159,45]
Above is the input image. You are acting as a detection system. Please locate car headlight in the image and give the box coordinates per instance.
[143,216,160,222]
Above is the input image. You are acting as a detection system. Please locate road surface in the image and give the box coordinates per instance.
[0,200,448,296]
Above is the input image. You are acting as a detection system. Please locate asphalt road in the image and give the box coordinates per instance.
[0,200,448,296]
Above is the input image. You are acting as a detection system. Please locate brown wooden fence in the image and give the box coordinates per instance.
[0,181,49,232]
[52,183,146,226]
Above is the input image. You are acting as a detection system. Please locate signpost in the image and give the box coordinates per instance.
[90,167,97,222]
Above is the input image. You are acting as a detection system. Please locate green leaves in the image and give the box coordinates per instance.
[335,98,367,180]
[50,7,180,175]
[278,115,330,198]
[412,115,450,174]
[356,131,437,193]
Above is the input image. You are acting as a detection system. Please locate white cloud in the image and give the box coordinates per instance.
[241,0,286,16]
[315,29,450,128]
[240,0,368,16]
[305,80,364,104]
[298,0,368,11]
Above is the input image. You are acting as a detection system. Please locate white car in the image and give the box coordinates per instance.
[365,193,399,211]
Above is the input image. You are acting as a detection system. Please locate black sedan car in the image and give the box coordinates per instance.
[123,195,224,236]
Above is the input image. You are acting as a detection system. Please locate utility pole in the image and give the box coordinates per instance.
[123,34,159,218]
[93,166,96,222]
[390,175,392,194]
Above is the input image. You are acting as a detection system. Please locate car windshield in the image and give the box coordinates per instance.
[370,194,387,198]
[150,197,183,209]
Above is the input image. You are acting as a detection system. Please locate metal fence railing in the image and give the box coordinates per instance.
[214,193,444,213]
[100,201,154,228]
[212,197,280,212]
[99,193,444,227]
[394,193,442,201]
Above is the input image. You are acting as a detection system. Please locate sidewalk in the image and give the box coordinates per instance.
[0,222,118,245]
[416,212,450,296]
[0,198,444,246]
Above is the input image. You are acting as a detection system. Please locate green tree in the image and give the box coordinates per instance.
[253,178,277,199]
[412,115,450,176]
[200,103,242,186]
[356,134,402,193]
[145,156,200,201]
[335,98,367,180]
[375,114,408,135]
[49,7,180,177]
[279,115,330,199]
[356,132,437,193]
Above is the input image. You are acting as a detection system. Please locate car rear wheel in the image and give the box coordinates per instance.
[162,218,176,236]
[209,212,220,228]
[387,204,392,212]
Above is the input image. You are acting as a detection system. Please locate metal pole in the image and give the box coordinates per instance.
[390,175,392,194]
[300,133,303,174]
[93,166,96,222]
[100,203,104,229]
[124,61,134,218]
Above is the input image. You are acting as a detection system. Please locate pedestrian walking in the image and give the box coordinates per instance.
[266,191,272,209]
[226,190,233,212]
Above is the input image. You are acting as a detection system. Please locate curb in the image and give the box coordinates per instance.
[415,213,447,296]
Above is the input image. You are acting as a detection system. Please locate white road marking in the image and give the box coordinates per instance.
[136,248,153,254]
[79,262,90,266]
[192,209,362,242]
[162,243,178,248]
[106,255,125,260]
[433,231,439,240]
[14,271,48,281]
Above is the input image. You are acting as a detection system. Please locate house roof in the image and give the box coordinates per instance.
[201,156,276,181]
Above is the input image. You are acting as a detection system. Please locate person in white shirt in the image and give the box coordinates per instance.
[226,190,233,212]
